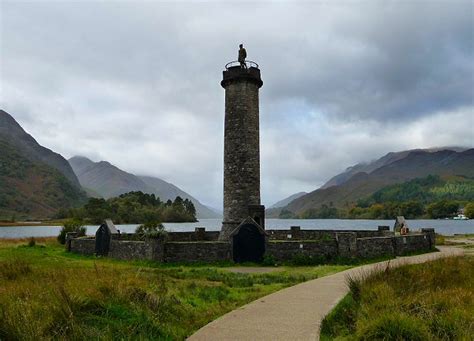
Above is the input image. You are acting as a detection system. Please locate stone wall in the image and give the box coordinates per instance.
[266,226,392,241]
[164,242,231,263]
[116,228,220,242]
[356,237,395,258]
[266,240,338,262]
[336,232,357,258]
[393,234,431,256]
[68,228,435,263]
[167,230,220,242]
[69,237,95,256]
[109,240,151,260]
[356,233,433,258]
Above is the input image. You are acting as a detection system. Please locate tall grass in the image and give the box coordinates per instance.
[0,239,349,340]
[321,256,474,340]
[0,258,31,280]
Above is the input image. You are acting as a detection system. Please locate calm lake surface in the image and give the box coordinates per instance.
[0,218,473,238]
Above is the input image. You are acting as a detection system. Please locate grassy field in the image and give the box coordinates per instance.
[0,238,350,340]
[320,256,474,340]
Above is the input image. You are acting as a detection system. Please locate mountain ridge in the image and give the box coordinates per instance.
[269,192,307,209]
[321,147,469,189]
[268,148,474,218]
[0,110,81,188]
[0,110,86,219]
[68,156,220,219]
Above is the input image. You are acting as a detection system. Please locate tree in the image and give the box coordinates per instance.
[426,200,459,219]
[464,202,474,219]
[279,209,295,219]
[60,191,197,224]
[183,199,196,217]
[135,221,167,239]
[399,201,424,219]
[58,219,86,244]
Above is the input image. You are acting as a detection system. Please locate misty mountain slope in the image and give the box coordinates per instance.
[69,156,153,198]
[269,192,307,209]
[321,147,468,189]
[0,110,87,219]
[271,149,474,217]
[0,110,81,187]
[69,156,220,219]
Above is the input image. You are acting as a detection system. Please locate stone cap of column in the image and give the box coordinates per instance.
[221,61,263,88]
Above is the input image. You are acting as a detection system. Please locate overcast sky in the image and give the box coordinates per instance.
[1,1,473,209]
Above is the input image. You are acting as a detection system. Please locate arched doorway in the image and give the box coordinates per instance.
[232,223,265,263]
[95,224,111,256]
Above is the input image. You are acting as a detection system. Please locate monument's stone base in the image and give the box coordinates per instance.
[67,226,436,263]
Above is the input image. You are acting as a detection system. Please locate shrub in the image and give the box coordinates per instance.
[261,254,277,266]
[346,274,362,302]
[135,221,167,239]
[27,237,36,247]
[356,313,430,341]
[58,219,86,244]
[291,253,326,266]
[435,233,446,245]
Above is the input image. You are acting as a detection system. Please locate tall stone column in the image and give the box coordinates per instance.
[220,64,263,241]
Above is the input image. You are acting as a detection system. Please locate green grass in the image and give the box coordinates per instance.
[0,238,350,340]
[320,256,474,340]
[436,233,474,246]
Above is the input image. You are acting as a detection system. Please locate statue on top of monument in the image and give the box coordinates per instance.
[238,44,247,69]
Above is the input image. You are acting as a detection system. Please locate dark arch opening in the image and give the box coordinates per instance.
[232,223,265,263]
[95,224,110,256]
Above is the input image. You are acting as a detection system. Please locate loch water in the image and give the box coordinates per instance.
[0,218,473,238]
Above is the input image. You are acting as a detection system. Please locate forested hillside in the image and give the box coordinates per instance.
[58,191,197,224]
[270,149,474,219]
[0,140,86,219]
[347,175,474,219]
[279,175,473,219]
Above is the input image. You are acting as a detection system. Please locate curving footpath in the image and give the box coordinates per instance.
[188,246,463,341]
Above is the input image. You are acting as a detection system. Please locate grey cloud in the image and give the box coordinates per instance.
[1,1,472,207]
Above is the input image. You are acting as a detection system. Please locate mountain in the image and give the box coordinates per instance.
[269,192,307,209]
[0,110,86,219]
[137,175,220,219]
[0,110,81,187]
[68,156,152,198]
[68,156,220,219]
[321,147,468,189]
[269,148,474,218]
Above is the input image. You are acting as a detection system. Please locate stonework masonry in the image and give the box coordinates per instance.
[220,66,263,240]
[68,226,435,263]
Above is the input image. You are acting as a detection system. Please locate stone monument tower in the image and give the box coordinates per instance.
[220,49,265,241]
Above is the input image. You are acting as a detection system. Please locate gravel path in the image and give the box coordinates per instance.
[188,246,463,341]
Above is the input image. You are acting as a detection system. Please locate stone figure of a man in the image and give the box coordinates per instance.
[238,44,247,68]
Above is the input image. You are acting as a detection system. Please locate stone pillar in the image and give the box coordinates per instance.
[336,232,357,258]
[421,228,436,249]
[195,227,206,240]
[65,232,78,252]
[220,65,263,240]
[147,236,166,262]
[291,226,301,239]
